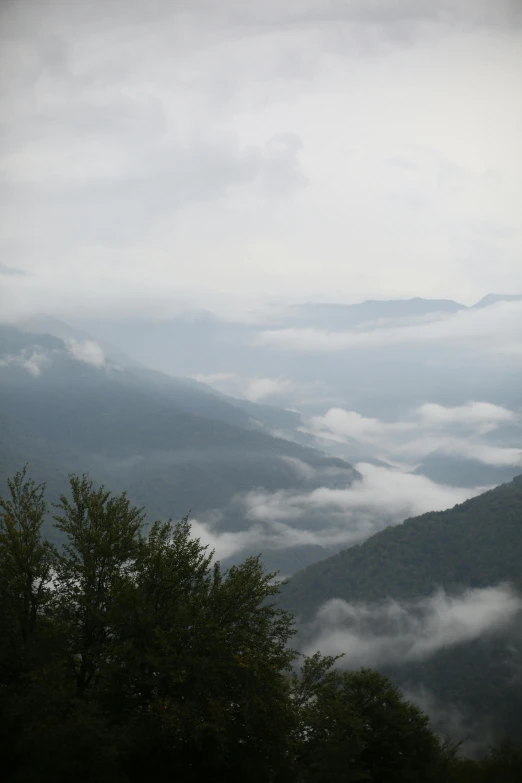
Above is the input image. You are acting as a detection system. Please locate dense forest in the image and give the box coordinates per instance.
[281,475,522,742]
[1,469,521,781]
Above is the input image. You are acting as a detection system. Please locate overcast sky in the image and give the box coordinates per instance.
[1,0,521,320]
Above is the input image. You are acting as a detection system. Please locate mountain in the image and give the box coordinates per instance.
[280,476,522,740]
[285,297,465,329]
[0,324,358,573]
[72,295,522,422]
[281,476,522,614]
[18,314,143,369]
[472,293,522,309]
[16,317,306,437]
[414,451,521,488]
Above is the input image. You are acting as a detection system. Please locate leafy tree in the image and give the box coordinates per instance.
[1,469,521,783]
[0,467,53,665]
[293,660,443,782]
[52,475,144,692]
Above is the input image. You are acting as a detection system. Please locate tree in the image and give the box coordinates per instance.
[0,468,56,781]
[294,662,443,782]
[0,467,53,667]
[52,474,144,692]
[108,517,299,781]
[0,472,300,782]
[3,469,520,783]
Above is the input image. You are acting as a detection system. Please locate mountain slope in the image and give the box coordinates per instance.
[286,297,465,328]
[0,325,358,572]
[281,475,522,617]
[280,477,522,741]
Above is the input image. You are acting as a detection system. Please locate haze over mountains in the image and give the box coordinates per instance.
[3,293,521,750]
[2,0,522,773]
[2,292,521,578]
[74,292,522,482]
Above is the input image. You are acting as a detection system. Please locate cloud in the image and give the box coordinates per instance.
[1,0,522,320]
[303,585,522,667]
[0,349,48,376]
[243,463,485,522]
[279,456,318,482]
[190,463,486,561]
[244,377,294,402]
[256,301,522,355]
[306,409,415,443]
[403,686,495,757]
[0,262,27,276]
[305,401,522,467]
[192,372,296,403]
[67,339,106,368]
[417,401,519,431]
[436,442,522,468]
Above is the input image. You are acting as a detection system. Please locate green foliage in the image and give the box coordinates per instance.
[294,661,442,783]
[0,470,521,782]
[282,476,522,615]
[281,475,522,740]
[0,467,54,672]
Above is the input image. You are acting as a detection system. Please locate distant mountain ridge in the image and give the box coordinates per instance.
[472,293,522,309]
[0,324,359,573]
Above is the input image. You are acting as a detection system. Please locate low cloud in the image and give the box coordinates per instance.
[192,372,295,403]
[190,463,485,561]
[303,586,522,667]
[417,401,518,431]
[403,686,496,757]
[67,339,106,368]
[243,463,484,523]
[305,401,522,468]
[306,409,415,443]
[244,377,294,402]
[257,301,522,356]
[0,349,48,376]
[438,441,522,468]
[0,262,27,277]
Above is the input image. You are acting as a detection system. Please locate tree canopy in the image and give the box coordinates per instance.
[0,469,520,782]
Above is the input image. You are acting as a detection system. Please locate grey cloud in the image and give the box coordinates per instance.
[303,586,522,667]
[1,0,521,314]
[403,687,496,758]
[1,131,307,249]
[0,262,27,276]
[257,302,522,354]
[0,349,49,377]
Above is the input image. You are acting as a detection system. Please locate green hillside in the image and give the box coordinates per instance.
[281,476,522,740]
[282,476,522,616]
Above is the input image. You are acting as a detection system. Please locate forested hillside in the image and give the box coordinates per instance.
[281,476,522,740]
[1,469,521,782]
[282,476,522,614]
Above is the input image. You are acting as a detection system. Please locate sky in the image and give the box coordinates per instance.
[1,0,522,320]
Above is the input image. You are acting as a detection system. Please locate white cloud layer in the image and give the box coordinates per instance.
[304,586,522,666]
[306,400,522,467]
[67,339,106,368]
[257,301,522,355]
[191,463,485,561]
[244,377,294,402]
